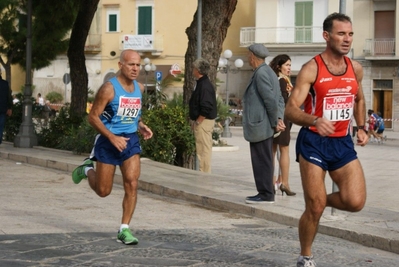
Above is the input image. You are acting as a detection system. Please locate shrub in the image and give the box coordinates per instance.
[57,118,97,154]
[37,104,91,154]
[4,94,38,142]
[45,91,63,103]
[37,105,73,148]
[6,92,196,168]
[140,103,195,167]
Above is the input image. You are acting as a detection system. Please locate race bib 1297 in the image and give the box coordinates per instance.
[117,96,141,118]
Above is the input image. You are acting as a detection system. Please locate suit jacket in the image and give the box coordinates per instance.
[242,63,284,143]
[0,78,12,114]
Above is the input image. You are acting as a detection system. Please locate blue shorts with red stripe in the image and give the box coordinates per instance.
[295,127,357,171]
[90,132,141,166]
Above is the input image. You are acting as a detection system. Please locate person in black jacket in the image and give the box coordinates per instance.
[189,58,217,173]
[0,70,12,145]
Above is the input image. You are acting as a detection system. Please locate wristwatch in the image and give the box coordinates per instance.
[357,125,365,131]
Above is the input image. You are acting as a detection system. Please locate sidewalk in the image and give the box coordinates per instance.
[1,125,399,254]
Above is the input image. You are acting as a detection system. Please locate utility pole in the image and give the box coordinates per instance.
[14,0,37,148]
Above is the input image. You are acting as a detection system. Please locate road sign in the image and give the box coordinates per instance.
[63,73,70,85]
[155,71,162,82]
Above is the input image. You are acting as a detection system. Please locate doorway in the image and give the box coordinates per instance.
[373,90,392,128]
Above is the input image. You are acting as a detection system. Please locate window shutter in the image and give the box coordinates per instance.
[109,14,117,32]
[138,6,152,35]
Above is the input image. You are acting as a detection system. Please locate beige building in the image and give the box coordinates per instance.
[28,0,255,104]
[352,0,399,131]
[241,0,399,131]
[11,0,399,131]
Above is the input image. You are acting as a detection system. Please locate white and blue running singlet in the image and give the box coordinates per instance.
[100,77,142,135]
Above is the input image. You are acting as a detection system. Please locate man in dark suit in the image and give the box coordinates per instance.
[242,43,285,204]
[0,70,12,145]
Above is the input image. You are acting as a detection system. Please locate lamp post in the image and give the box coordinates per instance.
[218,49,244,138]
[14,0,37,148]
[143,57,156,95]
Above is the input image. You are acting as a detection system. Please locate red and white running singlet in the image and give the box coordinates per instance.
[304,54,358,137]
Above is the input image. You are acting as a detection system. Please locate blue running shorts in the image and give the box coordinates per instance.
[295,127,357,171]
[90,132,141,166]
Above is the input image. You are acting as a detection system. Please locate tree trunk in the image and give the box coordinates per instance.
[183,0,238,105]
[67,0,99,120]
[181,0,237,168]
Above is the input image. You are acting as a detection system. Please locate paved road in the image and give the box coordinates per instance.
[1,160,398,267]
[212,126,399,213]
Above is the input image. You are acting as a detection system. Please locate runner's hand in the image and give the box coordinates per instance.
[314,117,335,137]
[356,129,369,146]
[110,135,130,152]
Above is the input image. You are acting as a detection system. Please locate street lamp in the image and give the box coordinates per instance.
[218,49,244,138]
[14,0,37,147]
[142,57,156,95]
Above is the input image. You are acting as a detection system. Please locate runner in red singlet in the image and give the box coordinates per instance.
[285,13,368,267]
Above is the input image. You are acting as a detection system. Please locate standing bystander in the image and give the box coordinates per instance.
[36,93,44,106]
[285,13,368,267]
[0,70,12,145]
[12,94,20,104]
[243,43,286,204]
[189,58,217,173]
[375,111,385,142]
[269,54,296,196]
[71,49,153,245]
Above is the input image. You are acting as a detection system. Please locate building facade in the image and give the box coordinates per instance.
[240,0,399,131]
[29,0,255,105]
[11,0,399,131]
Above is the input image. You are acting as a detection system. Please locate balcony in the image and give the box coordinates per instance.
[240,26,325,53]
[120,33,164,56]
[85,34,101,54]
[364,38,396,59]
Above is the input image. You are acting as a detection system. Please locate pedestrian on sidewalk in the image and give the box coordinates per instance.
[285,13,368,267]
[189,58,217,173]
[243,43,286,204]
[375,111,385,142]
[366,109,379,142]
[0,70,12,145]
[72,49,153,245]
[269,54,296,196]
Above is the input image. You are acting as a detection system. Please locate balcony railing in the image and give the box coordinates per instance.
[120,33,164,56]
[85,34,101,53]
[240,26,324,46]
[364,38,395,56]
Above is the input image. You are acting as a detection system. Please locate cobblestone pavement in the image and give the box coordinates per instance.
[1,160,398,267]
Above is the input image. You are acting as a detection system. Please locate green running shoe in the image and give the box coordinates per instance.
[72,158,93,184]
[117,228,138,245]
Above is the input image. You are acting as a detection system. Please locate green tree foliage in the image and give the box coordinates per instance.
[0,0,78,86]
[45,91,63,103]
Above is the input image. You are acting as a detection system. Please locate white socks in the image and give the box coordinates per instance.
[84,166,93,176]
[120,224,129,232]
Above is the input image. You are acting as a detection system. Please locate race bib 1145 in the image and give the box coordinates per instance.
[323,95,354,121]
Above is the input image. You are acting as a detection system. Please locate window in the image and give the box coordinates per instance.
[295,1,313,43]
[373,79,393,89]
[106,9,120,32]
[138,6,152,35]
